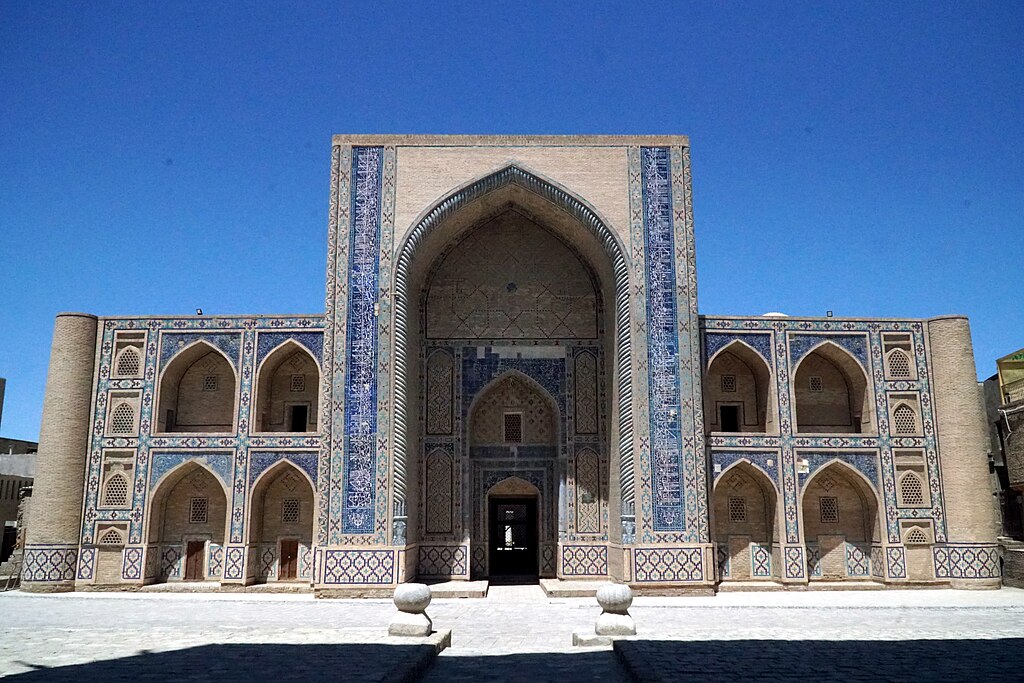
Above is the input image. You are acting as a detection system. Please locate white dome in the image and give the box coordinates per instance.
[762,312,789,317]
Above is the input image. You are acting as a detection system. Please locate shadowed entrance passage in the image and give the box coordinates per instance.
[488,497,538,581]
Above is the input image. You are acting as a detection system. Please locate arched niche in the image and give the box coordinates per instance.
[801,461,881,580]
[253,341,320,433]
[146,461,229,582]
[156,342,237,434]
[468,371,558,449]
[394,165,631,545]
[246,461,315,583]
[793,343,873,434]
[713,461,780,580]
[706,342,773,434]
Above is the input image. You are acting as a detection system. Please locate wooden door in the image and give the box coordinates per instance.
[184,541,205,580]
[279,539,299,580]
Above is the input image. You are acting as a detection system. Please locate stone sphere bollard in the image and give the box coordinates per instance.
[595,583,636,636]
[388,583,433,637]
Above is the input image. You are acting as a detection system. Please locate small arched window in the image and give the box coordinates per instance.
[892,404,917,434]
[115,346,142,377]
[887,349,912,379]
[898,472,925,507]
[904,526,928,544]
[102,473,130,507]
[99,528,124,545]
[109,403,136,434]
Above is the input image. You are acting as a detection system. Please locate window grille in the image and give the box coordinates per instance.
[503,413,523,443]
[893,405,916,434]
[809,376,823,392]
[99,528,123,545]
[728,497,747,522]
[115,347,141,376]
[203,375,218,392]
[103,473,130,507]
[904,527,928,544]
[820,496,839,523]
[721,375,737,392]
[899,473,925,507]
[189,497,209,524]
[282,498,300,523]
[109,403,135,434]
[290,374,305,392]
[887,349,912,378]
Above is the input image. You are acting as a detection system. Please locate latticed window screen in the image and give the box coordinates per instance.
[290,374,305,392]
[893,405,916,434]
[99,528,123,545]
[503,413,523,443]
[115,347,141,376]
[102,474,130,507]
[721,375,737,392]
[203,375,218,392]
[189,497,209,524]
[728,497,747,522]
[900,473,925,506]
[887,349,912,378]
[282,498,300,523]
[109,403,135,434]
[809,376,824,392]
[904,527,928,544]
[820,496,839,523]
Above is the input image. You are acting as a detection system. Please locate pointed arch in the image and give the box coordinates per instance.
[891,402,918,435]
[145,460,230,565]
[155,340,238,434]
[246,460,315,583]
[468,369,560,448]
[393,164,633,520]
[886,347,913,379]
[712,460,780,581]
[897,470,926,507]
[108,402,136,434]
[253,340,321,433]
[101,471,131,507]
[706,340,774,434]
[487,475,541,498]
[114,345,142,377]
[793,341,874,434]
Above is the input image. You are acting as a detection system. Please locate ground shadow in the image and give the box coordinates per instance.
[420,649,628,682]
[614,638,1024,682]
[7,643,438,682]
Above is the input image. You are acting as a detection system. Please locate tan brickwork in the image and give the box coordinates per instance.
[927,317,1000,581]
[23,313,98,592]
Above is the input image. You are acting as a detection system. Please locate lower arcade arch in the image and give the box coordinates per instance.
[146,462,229,583]
[801,461,881,580]
[246,462,315,583]
[712,461,780,581]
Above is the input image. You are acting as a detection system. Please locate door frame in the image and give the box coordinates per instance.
[183,538,207,581]
[277,537,301,581]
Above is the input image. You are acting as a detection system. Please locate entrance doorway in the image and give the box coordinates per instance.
[279,539,299,580]
[489,497,538,581]
[184,541,205,580]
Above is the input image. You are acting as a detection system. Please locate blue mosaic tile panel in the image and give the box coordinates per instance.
[159,332,243,369]
[705,332,772,366]
[751,543,772,577]
[716,544,730,579]
[248,451,319,486]
[797,451,879,491]
[886,546,907,579]
[785,546,806,579]
[417,545,468,577]
[148,452,234,491]
[845,542,871,577]
[788,333,868,369]
[340,146,384,536]
[255,331,324,366]
[713,452,780,490]
[77,547,96,581]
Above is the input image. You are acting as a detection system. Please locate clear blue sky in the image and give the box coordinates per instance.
[1,2,1021,441]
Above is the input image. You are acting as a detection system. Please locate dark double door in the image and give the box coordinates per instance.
[488,497,538,580]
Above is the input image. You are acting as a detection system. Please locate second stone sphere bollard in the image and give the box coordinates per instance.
[388,583,433,637]
[595,583,636,636]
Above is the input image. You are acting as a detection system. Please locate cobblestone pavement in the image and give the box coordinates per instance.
[1,587,1023,680]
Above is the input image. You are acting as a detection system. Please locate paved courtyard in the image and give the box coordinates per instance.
[1,586,1023,680]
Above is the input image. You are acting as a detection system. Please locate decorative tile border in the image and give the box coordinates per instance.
[933,544,1000,579]
[561,544,609,577]
[633,547,705,582]
[417,545,468,577]
[321,548,395,584]
[22,545,78,583]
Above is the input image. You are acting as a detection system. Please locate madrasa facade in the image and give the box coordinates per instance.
[22,135,1002,594]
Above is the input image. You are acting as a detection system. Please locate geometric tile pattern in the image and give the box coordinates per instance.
[845,542,871,577]
[886,546,907,579]
[805,545,822,578]
[574,449,600,534]
[424,449,453,535]
[22,545,78,582]
[122,546,143,581]
[321,549,395,584]
[561,544,609,576]
[633,547,704,582]
[160,545,182,578]
[751,543,772,577]
[785,546,806,579]
[933,544,1000,579]
[224,546,245,580]
[77,547,96,581]
[717,544,731,579]
[417,545,468,577]
[208,544,223,578]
